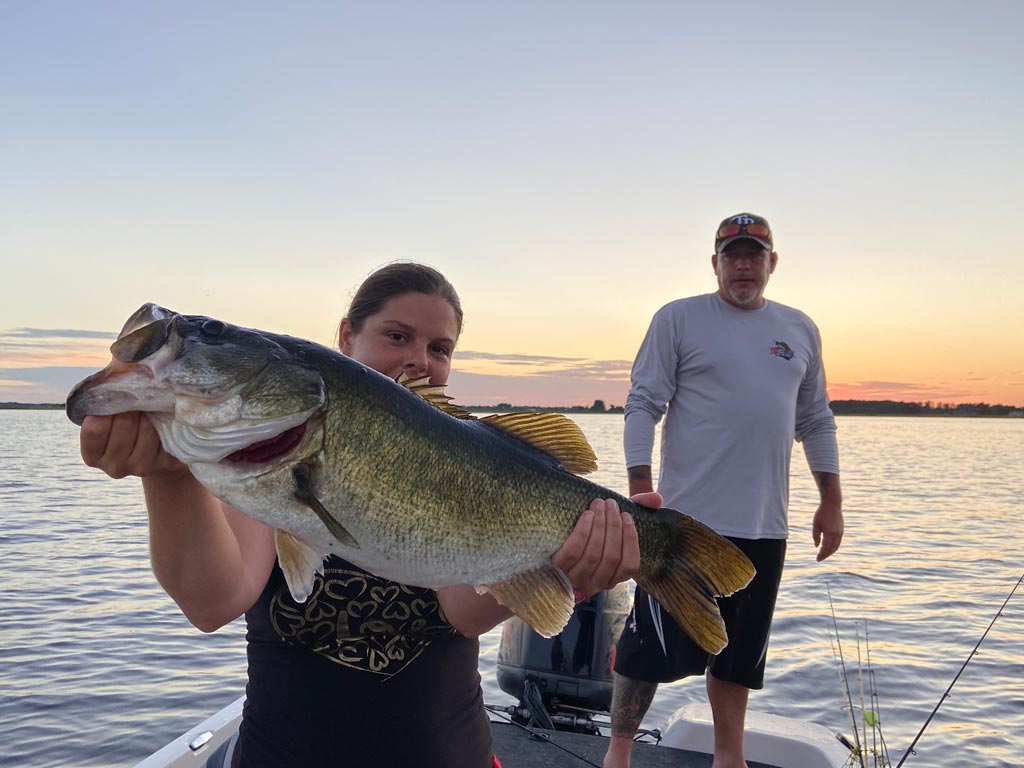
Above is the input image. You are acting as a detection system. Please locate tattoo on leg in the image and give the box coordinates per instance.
[610,675,658,737]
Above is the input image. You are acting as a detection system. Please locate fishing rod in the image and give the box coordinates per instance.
[827,584,865,763]
[864,621,891,766]
[894,572,1024,767]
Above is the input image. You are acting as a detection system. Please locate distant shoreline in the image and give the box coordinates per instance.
[1,403,65,410]
[465,402,1024,417]
[8,400,1022,417]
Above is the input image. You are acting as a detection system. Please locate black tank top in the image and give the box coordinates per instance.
[234,557,493,767]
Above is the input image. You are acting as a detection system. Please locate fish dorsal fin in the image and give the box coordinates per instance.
[481,412,598,475]
[398,373,477,420]
[396,374,598,474]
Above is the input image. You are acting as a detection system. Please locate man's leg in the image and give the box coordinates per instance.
[602,673,658,768]
[707,672,749,768]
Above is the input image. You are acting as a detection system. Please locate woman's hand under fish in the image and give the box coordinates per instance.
[80,413,187,480]
[553,492,662,600]
[438,492,659,638]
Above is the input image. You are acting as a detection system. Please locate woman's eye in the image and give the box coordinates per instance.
[387,332,407,343]
[432,345,451,358]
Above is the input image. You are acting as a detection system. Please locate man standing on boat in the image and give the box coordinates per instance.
[604,213,844,768]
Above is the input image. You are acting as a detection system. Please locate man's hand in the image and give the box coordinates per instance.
[812,501,843,561]
[811,471,843,561]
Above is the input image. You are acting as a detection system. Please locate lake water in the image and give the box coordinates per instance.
[1,411,1022,767]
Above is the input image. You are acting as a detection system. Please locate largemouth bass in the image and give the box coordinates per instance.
[67,304,754,653]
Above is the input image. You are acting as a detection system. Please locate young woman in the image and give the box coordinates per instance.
[80,262,657,767]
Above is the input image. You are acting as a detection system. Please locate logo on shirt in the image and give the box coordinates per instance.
[770,340,795,361]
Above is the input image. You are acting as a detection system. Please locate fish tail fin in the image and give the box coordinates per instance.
[635,509,756,655]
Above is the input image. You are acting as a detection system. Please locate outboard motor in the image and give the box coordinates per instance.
[496,583,632,733]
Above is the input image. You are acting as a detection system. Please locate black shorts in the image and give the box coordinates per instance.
[613,537,786,690]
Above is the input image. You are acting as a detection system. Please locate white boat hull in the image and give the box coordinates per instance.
[661,703,852,768]
[134,696,243,768]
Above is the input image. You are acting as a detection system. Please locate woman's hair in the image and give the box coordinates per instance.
[344,262,464,336]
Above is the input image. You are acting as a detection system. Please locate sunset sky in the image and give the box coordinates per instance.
[2,2,1022,408]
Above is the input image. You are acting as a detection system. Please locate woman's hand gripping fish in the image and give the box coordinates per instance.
[67,303,755,653]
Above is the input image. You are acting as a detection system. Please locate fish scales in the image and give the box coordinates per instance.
[319,376,594,583]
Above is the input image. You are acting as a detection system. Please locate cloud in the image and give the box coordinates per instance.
[455,350,632,382]
[4,328,117,340]
[542,360,632,380]
[456,350,586,365]
[829,380,981,402]
[0,366,99,404]
[0,327,113,369]
[448,351,634,405]
[0,339,639,407]
[842,380,934,392]
[447,368,631,408]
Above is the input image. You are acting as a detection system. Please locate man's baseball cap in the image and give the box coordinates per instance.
[715,213,773,253]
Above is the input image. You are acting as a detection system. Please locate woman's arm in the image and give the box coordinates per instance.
[80,413,277,631]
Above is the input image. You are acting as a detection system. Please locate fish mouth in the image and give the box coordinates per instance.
[67,360,173,426]
[223,421,308,464]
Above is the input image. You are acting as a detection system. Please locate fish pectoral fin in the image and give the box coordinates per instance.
[480,564,575,638]
[274,529,327,603]
[291,463,358,548]
[480,413,598,475]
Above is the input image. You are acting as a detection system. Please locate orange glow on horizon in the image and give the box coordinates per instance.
[2,337,1021,409]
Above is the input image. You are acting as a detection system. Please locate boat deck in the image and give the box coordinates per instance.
[138,698,791,768]
[492,721,780,768]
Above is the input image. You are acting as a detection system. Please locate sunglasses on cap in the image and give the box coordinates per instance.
[716,222,771,241]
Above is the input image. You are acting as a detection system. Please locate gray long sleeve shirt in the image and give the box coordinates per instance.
[624,293,839,539]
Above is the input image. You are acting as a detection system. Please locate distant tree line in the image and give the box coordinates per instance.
[829,400,1024,417]
[3,399,1022,417]
[471,399,1023,417]
[472,399,624,414]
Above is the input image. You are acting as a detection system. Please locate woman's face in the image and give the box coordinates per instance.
[339,292,459,385]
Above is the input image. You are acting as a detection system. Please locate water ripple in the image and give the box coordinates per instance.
[1,412,1021,767]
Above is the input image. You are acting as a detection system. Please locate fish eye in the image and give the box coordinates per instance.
[201,319,226,338]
